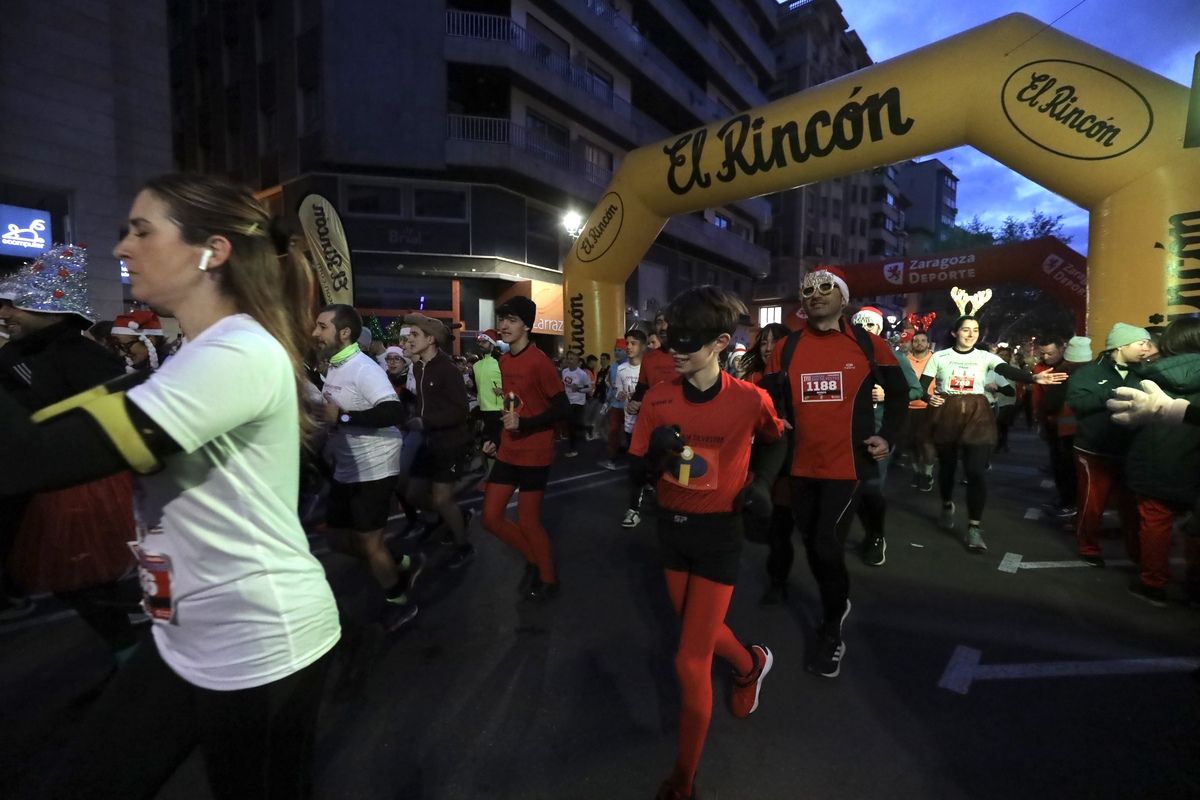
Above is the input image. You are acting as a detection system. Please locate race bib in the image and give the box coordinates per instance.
[948,368,977,393]
[800,371,844,403]
[129,542,174,622]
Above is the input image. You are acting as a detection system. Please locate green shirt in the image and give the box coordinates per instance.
[473,355,503,412]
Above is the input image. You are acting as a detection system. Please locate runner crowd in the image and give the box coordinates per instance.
[1,175,1197,800]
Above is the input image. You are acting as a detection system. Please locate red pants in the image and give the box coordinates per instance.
[1073,451,1138,560]
[1135,495,1181,589]
[606,408,626,460]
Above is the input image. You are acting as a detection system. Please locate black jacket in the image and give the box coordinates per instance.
[408,350,470,448]
[1065,353,1141,457]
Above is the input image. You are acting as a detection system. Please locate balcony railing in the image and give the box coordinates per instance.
[446,10,666,141]
[446,114,570,170]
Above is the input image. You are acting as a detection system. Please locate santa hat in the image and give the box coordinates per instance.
[112,309,165,371]
[477,329,500,347]
[851,306,884,329]
[802,265,850,303]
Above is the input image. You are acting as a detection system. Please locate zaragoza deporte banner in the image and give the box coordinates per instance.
[299,194,354,306]
[561,13,1200,356]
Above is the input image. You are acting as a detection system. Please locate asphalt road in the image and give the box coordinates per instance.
[2,427,1198,799]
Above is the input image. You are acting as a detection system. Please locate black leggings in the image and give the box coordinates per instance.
[783,478,860,629]
[47,639,332,800]
[936,443,991,521]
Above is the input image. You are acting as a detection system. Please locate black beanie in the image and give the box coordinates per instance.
[497,295,536,330]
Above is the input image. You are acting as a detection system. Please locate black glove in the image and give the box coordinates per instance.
[737,473,773,519]
[646,425,685,474]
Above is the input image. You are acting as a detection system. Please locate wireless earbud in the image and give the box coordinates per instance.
[198,248,214,272]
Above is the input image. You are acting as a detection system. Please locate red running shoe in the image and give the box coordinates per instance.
[731,644,773,718]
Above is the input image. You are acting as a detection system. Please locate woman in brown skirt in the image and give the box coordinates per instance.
[921,316,1066,552]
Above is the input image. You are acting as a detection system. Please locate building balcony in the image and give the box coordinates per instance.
[556,0,730,126]
[445,10,668,148]
[662,213,771,279]
[644,0,767,109]
[710,0,776,76]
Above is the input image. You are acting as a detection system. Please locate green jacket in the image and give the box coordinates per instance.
[1065,353,1141,456]
[1124,353,1200,505]
[472,354,503,412]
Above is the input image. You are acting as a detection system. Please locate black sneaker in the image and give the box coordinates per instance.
[808,600,851,678]
[383,603,418,632]
[862,536,886,567]
[446,543,476,570]
[387,552,427,605]
[525,578,560,603]
[919,473,935,493]
[518,562,538,595]
[1128,580,1167,607]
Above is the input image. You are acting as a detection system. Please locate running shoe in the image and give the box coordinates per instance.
[599,459,620,471]
[1128,580,1168,607]
[383,603,418,632]
[919,473,935,493]
[446,543,476,570]
[862,536,886,567]
[565,450,579,458]
[1081,554,1106,568]
[387,551,426,605]
[808,601,850,678]
[731,644,774,718]
[938,502,956,531]
[518,562,538,595]
[965,525,988,552]
[621,508,641,528]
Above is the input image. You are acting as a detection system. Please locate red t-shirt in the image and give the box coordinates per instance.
[499,343,565,467]
[767,319,899,480]
[637,348,678,393]
[629,372,783,514]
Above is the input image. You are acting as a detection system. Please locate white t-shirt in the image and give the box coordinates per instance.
[126,314,340,691]
[616,360,642,433]
[923,347,1005,395]
[561,366,592,405]
[322,350,402,482]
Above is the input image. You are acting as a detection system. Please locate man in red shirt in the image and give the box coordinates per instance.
[765,266,909,678]
[629,286,784,800]
[480,296,568,601]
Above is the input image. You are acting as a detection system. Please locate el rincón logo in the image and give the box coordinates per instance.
[662,85,915,196]
[575,192,623,263]
[1001,60,1153,161]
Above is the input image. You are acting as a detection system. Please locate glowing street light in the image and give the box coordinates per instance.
[562,210,585,238]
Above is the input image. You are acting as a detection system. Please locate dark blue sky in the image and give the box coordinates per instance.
[800,0,1200,253]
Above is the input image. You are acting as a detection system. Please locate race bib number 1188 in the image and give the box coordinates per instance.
[800,371,844,403]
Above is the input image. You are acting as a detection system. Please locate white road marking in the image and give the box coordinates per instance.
[999,553,1186,572]
[939,645,1200,695]
[1039,479,1055,489]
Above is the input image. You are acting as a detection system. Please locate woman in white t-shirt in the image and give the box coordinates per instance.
[922,315,1066,553]
[1,174,340,799]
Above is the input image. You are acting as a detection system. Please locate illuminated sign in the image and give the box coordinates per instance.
[0,204,52,258]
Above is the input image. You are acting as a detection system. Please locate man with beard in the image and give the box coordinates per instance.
[313,304,423,631]
[904,331,937,491]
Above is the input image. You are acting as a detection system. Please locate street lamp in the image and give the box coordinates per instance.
[562,210,585,238]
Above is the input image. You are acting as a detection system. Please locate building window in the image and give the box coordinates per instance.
[712,213,731,230]
[345,184,402,216]
[831,199,841,217]
[582,141,613,186]
[414,187,467,220]
[759,306,782,326]
[830,234,841,256]
[585,61,613,103]
[526,14,569,71]
[885,193,895,207]
[525,111,569,167]
[300,86,320,133]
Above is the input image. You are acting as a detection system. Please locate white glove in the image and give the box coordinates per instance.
[1106,379,1190,426]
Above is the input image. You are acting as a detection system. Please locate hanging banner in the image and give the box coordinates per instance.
[298,194,354,305]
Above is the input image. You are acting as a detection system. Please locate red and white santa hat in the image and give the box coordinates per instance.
[476,328,500,347]
[112,309,164,337]
[851,306,884,329]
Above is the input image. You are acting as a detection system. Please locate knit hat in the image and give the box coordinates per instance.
[496,295,537,330]
[383,346,405,359]
[403,312,449,342]
[111,310,164,337]
[1064,335,1093,363]
[9,244,95,323]
[851,306,884,329]
[802,266,849,303]
[1105,322,1151,351]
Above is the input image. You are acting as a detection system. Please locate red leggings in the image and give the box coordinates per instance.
[663,569,752,796]
[1136,495,1180,589]
[1073,451,1138,560]
[482,483,555,583]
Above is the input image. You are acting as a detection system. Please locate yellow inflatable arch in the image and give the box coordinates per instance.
[562,13,1200,356]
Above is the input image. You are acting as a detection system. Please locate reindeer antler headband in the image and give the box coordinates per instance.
[950,286,992,317]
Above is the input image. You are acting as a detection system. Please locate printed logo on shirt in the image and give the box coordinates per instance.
[129,542,174,623]
[664,444,718,491]
[801,371,845,402]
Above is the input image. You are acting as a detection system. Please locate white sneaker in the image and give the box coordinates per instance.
[621,508,641,528]
[599,459,619,471]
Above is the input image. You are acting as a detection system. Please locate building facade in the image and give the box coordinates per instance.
[0,0,173,320]
[894,157,958,254]
[168,0,779,344]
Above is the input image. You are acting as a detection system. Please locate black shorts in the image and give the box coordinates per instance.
[410,443,467,484]
[487,460,550,491]
[326,476,396,532]
[656,512,743,586]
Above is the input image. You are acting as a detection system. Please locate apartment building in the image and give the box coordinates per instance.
[167,0,779,339]
[895,157,959,254]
